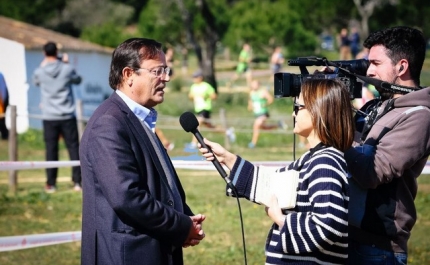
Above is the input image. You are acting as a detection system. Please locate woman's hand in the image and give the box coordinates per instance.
[198,138,237,170]
[265,195,285,229]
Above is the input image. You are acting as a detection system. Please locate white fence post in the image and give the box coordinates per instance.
[8,105,17,194]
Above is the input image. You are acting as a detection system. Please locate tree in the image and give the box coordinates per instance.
[0,0,67,25]
[367,0,430,38]
[173,0,229,90]
[47,0,134,38]
[353,0,399,38]
[138,0,185,47]
[223,0,343,58]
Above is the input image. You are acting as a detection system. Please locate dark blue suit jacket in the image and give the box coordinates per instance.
[80,92,193,265]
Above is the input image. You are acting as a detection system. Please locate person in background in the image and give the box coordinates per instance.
[247,80,283,148]
[155,127,174,151]
[338,28,351,60]
[229,43,252,88]
[165,47,174,76]
[32,41,82,193]
[187,70,216,148]
[345,26,430,265]
[187,70,236,149]
[0,72,9,140]
[181,47,188,75]
[79,38,205,265]
[155,47,175,151]
[350,27,361,59]
[198,78,355,264]
[270,46,285,74]
[353,83,377,110]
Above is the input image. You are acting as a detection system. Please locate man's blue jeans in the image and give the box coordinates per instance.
[348,240,407,265]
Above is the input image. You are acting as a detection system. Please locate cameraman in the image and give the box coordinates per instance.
[345,26,430,264]
[33,41,82,192]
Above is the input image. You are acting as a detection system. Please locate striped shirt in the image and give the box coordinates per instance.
[228,144,349,264]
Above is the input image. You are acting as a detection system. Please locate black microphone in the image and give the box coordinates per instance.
[179,111,232,185]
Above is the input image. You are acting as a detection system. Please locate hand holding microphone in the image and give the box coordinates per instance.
[199,138,237,169]
[180,112,246,264]
[179,112,238,183]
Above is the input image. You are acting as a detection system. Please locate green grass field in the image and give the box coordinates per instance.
[1,56,430,264]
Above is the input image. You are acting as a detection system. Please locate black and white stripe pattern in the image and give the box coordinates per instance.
[229,145,349,264]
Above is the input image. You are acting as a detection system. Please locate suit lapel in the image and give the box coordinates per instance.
[110,93,177,202]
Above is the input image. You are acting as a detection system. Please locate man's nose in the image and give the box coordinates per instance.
[366,64,375,76]
[162,73,171,82]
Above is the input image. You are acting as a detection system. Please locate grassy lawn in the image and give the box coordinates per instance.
[1,54,430,264]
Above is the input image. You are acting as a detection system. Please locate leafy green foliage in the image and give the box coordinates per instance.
[222,0,319,57]
[0,0,67,24]
[81,23,130,48]
[138,0,185,46]
[370,0,430,38]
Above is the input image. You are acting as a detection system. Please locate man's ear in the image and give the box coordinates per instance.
[121,67,135,87]
[398,59,408,74]
[122,67,134,79]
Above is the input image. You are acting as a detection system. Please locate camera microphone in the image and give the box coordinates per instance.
[179,112,232,185]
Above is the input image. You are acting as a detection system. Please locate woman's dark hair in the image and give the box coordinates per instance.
[301,79,355,151]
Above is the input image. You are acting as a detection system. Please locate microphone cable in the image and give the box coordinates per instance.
[226,181,248,265]
[179,111,248,264]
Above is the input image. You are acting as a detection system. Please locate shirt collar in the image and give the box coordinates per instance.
[116,90,157,132]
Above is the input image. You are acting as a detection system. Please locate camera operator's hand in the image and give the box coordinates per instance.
[313,66,334,74]
[61,53,69,63]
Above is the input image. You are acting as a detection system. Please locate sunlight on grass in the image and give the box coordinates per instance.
[1,60,430,263]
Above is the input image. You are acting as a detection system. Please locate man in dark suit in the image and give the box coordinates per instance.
[80,38,206,265]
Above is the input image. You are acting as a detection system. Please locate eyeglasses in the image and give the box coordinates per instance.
[293,103,306,115]
[137,66,171,77]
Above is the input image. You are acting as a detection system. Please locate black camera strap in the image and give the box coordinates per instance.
[360,98,396,142]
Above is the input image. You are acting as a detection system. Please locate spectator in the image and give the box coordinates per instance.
[79,38,205,265]
[32,41,82,193]
[0,72,9,140]
[350,27,361,59]
[345,26,430,264]
[165,47,174,76]
[270,46,284,74]
[338,28,351,60]
[198,78,355,264]
[247,80,283,148]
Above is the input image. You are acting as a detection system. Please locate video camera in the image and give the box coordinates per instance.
[274,57,370,99]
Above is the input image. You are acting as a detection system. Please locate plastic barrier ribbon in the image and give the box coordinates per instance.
[0,231,81,252]
[0,161,80,171]
[1,160,430,173]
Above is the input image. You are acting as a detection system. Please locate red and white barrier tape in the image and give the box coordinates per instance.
[0,231,81,252]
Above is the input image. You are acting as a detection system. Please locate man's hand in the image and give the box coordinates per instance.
[183,214,206,248]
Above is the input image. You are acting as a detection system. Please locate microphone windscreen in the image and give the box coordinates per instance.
[179,111,199,132]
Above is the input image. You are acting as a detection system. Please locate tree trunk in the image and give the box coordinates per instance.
[174,0,219,91]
